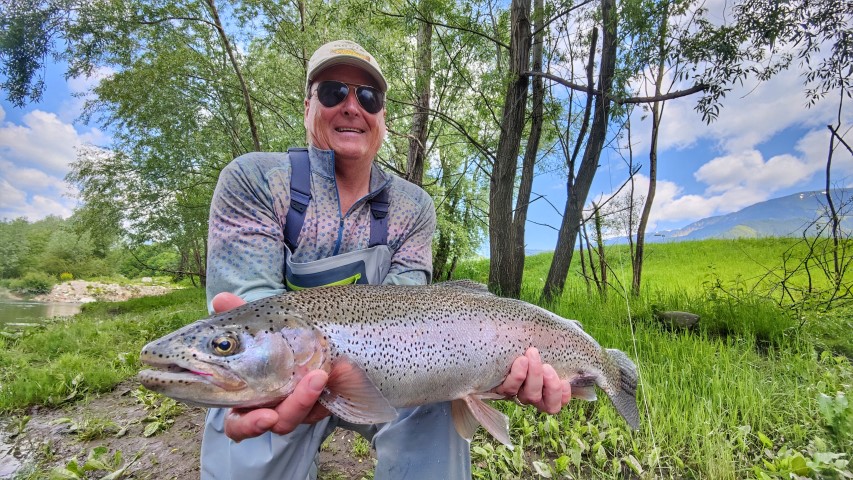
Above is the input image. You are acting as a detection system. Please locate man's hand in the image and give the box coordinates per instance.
[211,292,331,442]
[492,347,572,415]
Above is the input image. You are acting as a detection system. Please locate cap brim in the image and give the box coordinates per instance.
[308,57,388,92]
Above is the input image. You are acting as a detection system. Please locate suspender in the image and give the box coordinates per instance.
[285,147,389,250]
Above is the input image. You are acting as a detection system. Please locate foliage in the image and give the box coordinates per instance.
[130,387,185,437]
[49,446,142,480]
[2,240,852,480]
[0,288,206,411]
[0,216,118,281]
[8,271,55,295]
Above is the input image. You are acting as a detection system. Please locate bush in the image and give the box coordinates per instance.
[9,272,56,295]
[59,272,74,282]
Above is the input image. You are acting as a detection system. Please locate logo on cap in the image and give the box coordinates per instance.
[331,48,370,62]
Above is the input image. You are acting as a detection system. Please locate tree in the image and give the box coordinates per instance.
[489,0,532,296]
[0,218,31,278]
[541,0,618,302]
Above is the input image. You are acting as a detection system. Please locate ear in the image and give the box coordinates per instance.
[304,99,312,133]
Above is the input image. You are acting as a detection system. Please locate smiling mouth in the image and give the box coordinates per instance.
[335,127,364,133]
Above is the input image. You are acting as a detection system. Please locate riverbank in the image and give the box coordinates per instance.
[32,280,174,304]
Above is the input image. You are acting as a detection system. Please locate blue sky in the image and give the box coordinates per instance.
[1,40,851,254]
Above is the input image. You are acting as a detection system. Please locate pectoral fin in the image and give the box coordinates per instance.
[450,395,513,449]
[319,358,398,424]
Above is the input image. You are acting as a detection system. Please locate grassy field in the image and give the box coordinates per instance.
[1,237,851,479]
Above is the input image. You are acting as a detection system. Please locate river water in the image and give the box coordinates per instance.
[0,299,82,326]
[0,299,83,478]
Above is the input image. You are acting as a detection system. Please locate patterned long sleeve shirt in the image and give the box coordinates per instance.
[206,146,436,309]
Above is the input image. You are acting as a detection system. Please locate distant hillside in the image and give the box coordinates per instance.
[649,189,853,242]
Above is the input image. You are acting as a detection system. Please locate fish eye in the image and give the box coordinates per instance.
[212,336,239,355]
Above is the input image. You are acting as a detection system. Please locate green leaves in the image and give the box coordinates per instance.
[49,446,143,480]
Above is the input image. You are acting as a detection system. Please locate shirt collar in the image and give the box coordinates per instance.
[308,144,392,197]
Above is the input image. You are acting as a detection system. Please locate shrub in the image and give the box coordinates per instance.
[10,272,56,295]
[59,272,74,282]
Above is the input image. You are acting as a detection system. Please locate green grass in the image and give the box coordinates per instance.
[0,288,207,411]
[2,238,851,479]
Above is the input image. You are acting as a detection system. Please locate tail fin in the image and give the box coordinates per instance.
[605,348,640,430]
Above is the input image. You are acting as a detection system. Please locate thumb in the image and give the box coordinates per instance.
[212,292,246,313]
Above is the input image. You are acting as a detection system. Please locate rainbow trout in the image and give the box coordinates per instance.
[139,280,639,446]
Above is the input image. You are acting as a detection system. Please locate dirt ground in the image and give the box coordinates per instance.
[2,381,376,479]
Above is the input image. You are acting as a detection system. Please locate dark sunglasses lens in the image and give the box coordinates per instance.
[317,81,349,108]
[356,87,383,114]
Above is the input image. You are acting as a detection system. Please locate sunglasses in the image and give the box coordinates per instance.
[313,80,385,114]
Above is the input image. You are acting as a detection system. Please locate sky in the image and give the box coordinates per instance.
[1,29,851,254]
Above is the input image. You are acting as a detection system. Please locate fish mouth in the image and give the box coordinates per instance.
[139,360,247,391]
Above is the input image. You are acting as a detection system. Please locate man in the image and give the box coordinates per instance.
[201,39,571,479]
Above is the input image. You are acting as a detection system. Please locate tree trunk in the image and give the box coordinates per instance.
[507,0,545,292]
[489,0,531,297]
[632,3,669,296]
[432,228,451,281]
[542,0,617,302]
[593,204,607,297]
[406,8,432,186]
[632,100,661,296]
[204,0,261,151]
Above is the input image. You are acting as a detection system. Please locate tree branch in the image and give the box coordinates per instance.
[525,70,708,104]
[378,7,507,50]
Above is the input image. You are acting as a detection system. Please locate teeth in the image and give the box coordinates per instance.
[336,128,363,133]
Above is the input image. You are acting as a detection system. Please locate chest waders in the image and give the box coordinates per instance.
[200,148,471,480]
[283,147,392,289]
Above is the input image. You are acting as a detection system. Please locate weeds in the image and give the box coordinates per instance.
[351,435,371,459]
[2,241,852,479]
[53,416,120,442]
[131,387,184,437]
[49,446,142,480]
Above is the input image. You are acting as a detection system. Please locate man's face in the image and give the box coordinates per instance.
[304,64,386,163]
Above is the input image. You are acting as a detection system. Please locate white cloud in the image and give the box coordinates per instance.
[605,122,851,231]
[0,179,27,209]
[0,108,91,220]
[628,42,852,157]
[0,110,81,174]
[695,150,821,194]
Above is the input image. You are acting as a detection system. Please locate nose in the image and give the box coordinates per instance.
[340,87,360,116]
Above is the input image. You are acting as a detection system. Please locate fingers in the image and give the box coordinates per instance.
[493,354,529,397]
[517,348,544,405]
[561,380,572,406]
[269,371,330,435]
[495,347,572,415]
[537,364,563,414]
[223,370,330,442]
[212,292,246,313]
[224,408,278,442]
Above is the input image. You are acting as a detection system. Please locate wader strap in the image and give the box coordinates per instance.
[285,146,390,249]
[368,188,390,247]
[285,147,311,251]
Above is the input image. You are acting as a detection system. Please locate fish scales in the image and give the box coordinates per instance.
[139,280,640,446]
[298,286,605,406]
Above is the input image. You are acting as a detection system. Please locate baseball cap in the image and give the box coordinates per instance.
[306,40,388,93]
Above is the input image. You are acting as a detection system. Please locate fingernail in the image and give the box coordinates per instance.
[308,374,326,392]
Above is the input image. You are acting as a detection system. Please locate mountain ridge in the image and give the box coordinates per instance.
[649,188,853,242]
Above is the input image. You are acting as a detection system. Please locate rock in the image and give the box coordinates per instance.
[653,307,700,329]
